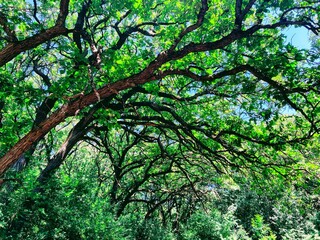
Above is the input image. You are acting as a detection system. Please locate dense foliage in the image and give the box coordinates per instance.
[0,0,319,239]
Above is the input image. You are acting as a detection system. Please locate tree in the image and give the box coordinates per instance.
[0,0,320,237]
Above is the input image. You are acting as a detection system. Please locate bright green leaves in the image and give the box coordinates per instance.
[0,96,34,154]
[0,64,40,141]
[0,1,49,40]
[0,0,319,233]
[105,49,147,80]
[251,214,277,240]
[132,0,143,9]
[95,108,121,130]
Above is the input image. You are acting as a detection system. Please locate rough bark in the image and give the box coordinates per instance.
[0,30,243,176]
[0,2,318,176]
[36,112,94,185]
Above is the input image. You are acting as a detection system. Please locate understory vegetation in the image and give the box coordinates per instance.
[1,135,319,239]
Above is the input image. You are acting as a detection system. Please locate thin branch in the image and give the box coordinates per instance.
[32,0,41,25]
[169,0,208,51]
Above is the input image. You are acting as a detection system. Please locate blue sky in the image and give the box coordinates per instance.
[284,26,311,49]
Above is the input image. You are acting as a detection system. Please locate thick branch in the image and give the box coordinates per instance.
[0,26,69,67]
[56,0,70,27]
[73,0,92,52]
[35,104,104,187]
[0,0,70,66]
[0,16,317,175]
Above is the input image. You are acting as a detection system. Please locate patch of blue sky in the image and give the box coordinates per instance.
[283,26,312,50]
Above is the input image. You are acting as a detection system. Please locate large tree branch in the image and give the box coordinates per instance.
[0,13,318,175]
[56,0,70,27]
[73,0,92,52]
[0,0,70,66]
[35,112,94,186]
[0,29,242,176]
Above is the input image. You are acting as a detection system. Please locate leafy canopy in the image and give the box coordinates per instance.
[0,1,319,237]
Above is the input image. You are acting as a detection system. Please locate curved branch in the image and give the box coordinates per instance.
[0,13,318,176]
[169,0,209,51]
[0,0,70,66]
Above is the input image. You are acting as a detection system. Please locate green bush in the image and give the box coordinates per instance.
[251,214,276,240]
[180,206,250,240]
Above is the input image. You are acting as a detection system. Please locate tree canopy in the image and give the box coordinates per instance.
[0,0,320,239]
